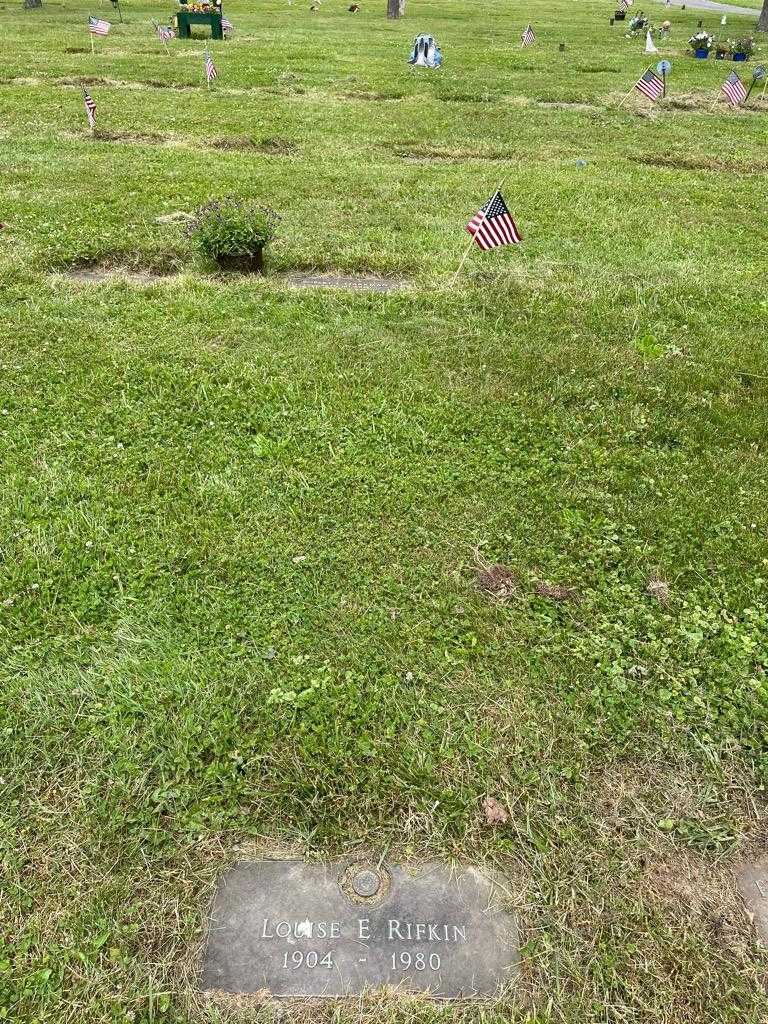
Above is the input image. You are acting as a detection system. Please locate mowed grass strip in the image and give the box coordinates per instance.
[2,1,768,1022]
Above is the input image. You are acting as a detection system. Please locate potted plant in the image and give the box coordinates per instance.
[187,197,280,273]
[614,7,626,19]
[714,40,731,59]
[688,30,713,57]
[732,35,754,61]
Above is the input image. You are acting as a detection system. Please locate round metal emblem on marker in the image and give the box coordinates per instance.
[657,59,671,75]
[339,862,391,905]
[753,65,766,81]
[352,869,381,898]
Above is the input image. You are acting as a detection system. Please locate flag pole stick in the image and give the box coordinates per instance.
[451,235,479,288]
[709,91,720,111]
[744,80,756,104]
[451,178,507,289]
[616,64,652,109]
[90,34,95,55]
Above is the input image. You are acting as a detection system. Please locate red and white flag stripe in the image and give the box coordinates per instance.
[466,190,522,251]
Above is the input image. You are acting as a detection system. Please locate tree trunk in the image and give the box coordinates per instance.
[387,0,403,18]
[759,0,768,32]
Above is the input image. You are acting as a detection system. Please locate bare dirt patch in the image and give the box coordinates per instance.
[473,561,518,602]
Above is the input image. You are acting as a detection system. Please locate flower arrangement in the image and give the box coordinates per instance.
[187,197,280,273]
[688,30,713,54]
[731,35,755,57]
[180,2,215,11]
[626,12,650,36]
[714,39,731,58]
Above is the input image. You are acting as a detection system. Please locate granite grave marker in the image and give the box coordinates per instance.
[201,860,518,998]
[737,857,768,945]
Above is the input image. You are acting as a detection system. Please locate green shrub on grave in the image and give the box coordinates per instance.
[187,196,280,261]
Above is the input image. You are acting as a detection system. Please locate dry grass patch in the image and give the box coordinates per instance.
[208,136,298,154]
[393,145,510,163]
[339,90,404,101]
[90,128,171,145]
[632,153,768,174]
[644,854,749,953]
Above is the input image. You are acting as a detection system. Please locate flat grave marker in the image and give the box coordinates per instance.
[737,857,768,945]
[201,860,518,998]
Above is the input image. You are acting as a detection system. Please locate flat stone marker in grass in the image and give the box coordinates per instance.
[281,273,406,292]
[201,860,518,998]
[737,857,768,944]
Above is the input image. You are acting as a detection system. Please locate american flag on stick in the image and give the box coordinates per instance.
[204,48,217,85]
[82,87,96,129]
[88,16,111,35]
[521,24,536,46]
[156,24,175,42]
[466,190,522,251]
[721,70,746,106]
[617,0,629,10]
[634,68,664,101]
[222,17,234,32]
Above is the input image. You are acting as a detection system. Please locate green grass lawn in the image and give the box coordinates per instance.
[2,0,768,1021]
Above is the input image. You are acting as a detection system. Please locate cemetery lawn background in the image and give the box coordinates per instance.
[2,0,768,1020]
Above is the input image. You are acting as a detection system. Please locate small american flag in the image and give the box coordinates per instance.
[634,68,664,102]
[88,16,111,35]
[82,88,96,129]
[204,48,217,83]
[221,17,234,31]
[156,24,175,42]
[466,190,522,251]
[617,0,629,10]
[521,24,536,45]
[721,70,746,106]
